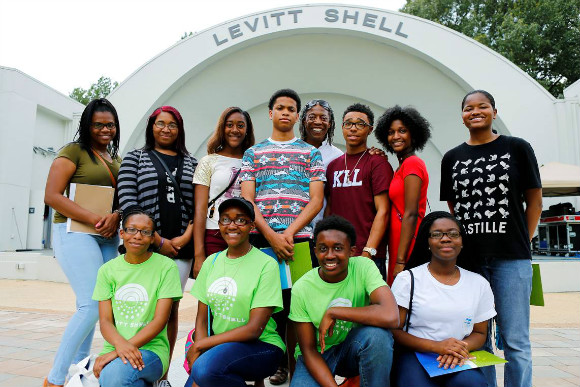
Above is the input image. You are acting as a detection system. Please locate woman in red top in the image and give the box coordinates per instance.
[375,105,432,285]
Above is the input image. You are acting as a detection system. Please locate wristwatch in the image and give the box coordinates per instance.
[363,247,377,257]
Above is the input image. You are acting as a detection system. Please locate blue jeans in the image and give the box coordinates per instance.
[392,350,487,387]
[47,222,119,384]
[480,259,533,387]
[99,349,163,387]
[291,326,394,387]
[186,340,283,387]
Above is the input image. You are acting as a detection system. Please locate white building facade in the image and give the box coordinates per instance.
[0,66,84,251]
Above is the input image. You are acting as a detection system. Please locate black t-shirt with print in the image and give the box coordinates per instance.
[440,136,541,262]
[151,151,193,260]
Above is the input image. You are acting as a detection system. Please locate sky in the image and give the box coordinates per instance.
[0,0,406,96]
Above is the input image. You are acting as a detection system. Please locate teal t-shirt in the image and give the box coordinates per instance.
[289,256,386,357]
[191,247,285,351]
[92,253,183,373]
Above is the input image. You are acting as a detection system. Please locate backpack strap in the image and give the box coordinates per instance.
[404,269,415,332]
[207,251,223,336]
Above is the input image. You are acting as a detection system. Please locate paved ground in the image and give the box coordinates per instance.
[0,280,578,387]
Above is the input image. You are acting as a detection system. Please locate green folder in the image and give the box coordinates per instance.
[469,350,508,368]
[289,241,313,283]
[530,263,545,306]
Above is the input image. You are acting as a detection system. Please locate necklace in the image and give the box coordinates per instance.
[222,245,253,294]
[344,149,368,182]
[428,263,459,286]
[93,148,111,160]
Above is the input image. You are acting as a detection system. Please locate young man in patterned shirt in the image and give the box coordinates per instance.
[241,88,326,384]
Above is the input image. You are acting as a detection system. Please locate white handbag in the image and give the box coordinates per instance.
[65,354,100,387]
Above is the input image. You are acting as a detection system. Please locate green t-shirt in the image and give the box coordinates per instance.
[289,256,386,358]
[54,142,122,223]
[191,247,285,351]
[92,253,183,373]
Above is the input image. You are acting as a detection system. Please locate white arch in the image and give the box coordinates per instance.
[108,3,559,173]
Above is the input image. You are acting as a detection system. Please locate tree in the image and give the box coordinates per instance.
[69,76,119,105]
[401,0,580,97]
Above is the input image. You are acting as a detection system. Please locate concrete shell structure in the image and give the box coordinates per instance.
[1,4,579,253]
[108,4,579,214]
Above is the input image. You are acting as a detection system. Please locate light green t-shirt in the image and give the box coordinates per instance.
[289,256,386,358]
[191,247,285,351]
[92,253,183,373]
[54,142,122,223]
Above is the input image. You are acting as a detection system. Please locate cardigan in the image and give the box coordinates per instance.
[118,149,197,235]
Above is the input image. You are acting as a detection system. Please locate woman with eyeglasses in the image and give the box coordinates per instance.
[44,99,122,387]
[93,209,183,387]
[117,105,197,385]
[192,107,255,279]
[375,106,432,286]
[186,197,284,387]
[390,211,495,387]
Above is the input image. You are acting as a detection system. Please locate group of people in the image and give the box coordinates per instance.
[43,87,542,387]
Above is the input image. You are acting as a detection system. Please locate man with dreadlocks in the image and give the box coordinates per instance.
[299,99,343,228]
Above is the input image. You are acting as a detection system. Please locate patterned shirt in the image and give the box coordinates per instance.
[241,137,326,238]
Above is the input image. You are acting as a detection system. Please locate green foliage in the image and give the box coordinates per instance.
[401,0,580,97]
[180,31,193,40]
[69,76,119,105]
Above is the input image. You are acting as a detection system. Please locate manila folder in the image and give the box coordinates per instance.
[66,183,115,235]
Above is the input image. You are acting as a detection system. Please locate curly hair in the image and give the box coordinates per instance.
[313,215,357,248]
[405,211,477,273]
[342,103,374,126]
[299,99,336,145]
[206,107,255,154]
[374,105,432,153]
[268,88,301,112]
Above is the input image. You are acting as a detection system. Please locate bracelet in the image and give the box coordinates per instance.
[157,237,165,252]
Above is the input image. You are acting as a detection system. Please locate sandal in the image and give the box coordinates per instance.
[43,378,63,387]
[269,367,289,385]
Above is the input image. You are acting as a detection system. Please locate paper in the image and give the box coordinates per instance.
[415,350,507,377]
[66,183,115,235]
[261,241,313,289]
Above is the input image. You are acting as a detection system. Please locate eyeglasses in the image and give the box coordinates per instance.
[92,122,116,130]
[342,120,371,130]
[155,121,178,130]
[123,227,154,237]
[304,99,331,111]
[218,217,251,226]
[306,114,329,123]
[429,230,461,239]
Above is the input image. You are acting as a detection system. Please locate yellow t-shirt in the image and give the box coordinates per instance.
[53,143,121,223]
